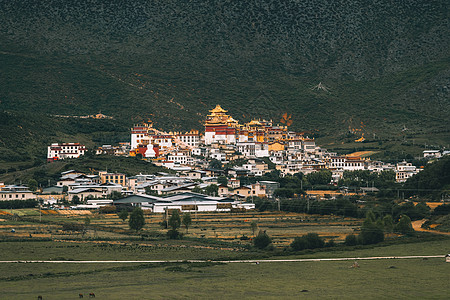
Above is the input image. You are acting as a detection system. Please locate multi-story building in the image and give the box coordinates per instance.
[395,161,420,183]
[0,185,36,201]
[168,152,194,165]
[47,143,86,161]
[99,171,127,186]
[174,130,201,148]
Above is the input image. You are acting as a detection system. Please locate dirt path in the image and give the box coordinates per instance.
[0,255,445,264]
[412,220,450,236]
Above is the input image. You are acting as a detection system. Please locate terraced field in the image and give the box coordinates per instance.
[0,209,361,246]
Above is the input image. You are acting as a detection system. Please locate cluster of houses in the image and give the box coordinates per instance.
[43,105,449,196]
[0,169,261,212]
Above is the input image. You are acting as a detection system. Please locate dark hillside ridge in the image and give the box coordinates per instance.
[0,0,448,161]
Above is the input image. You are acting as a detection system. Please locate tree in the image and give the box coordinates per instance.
[359,213,384,245]
[273,188,295,198]
[192,186,203,194]
[83,217,91,237]
[72,195,81,204]
[217,176,228,186]
[108,191,123,200]
[204,184,219,196]
[395,215,415,236]
[167,210,182,239]
[209,159,222,170]
[27,179,38,192]
[253,230,272,249]
[250,221,258,237]
[291,233,325,251]
[182,213,192,233]
[118,210,129,222]
[345,234,358,246]
[129,207,145,232]
[306,170,332,186]
[382,215,394,233]
[168,210,181,230]
[415,202,431,219]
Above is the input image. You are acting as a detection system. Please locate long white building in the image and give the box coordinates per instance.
[47,143,86,161]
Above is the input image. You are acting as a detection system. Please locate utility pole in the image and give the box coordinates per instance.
[165,207,168,228]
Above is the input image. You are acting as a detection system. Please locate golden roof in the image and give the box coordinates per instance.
[248,120,262,126]
[210,105,228,113]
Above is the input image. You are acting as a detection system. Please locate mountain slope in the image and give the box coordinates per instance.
[0,0,448,163]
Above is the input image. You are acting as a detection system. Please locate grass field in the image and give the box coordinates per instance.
[0,254,448,299]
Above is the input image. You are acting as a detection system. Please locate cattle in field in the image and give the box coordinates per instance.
[37,296,43,300]
[89,293,95,298]
[79,294,83,298]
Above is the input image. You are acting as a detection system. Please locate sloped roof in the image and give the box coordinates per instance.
[114,194,168,204]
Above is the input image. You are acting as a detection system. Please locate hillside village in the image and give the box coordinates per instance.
[3,105,447,211]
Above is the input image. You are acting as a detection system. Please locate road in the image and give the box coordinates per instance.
[412,219,450,235]
[0,255,445,264]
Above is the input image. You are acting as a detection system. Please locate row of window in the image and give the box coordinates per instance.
[0,194,27,199]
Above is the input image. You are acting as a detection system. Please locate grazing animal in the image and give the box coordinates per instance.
[89,293,95,298]
[300,290,309,293]
[79,294,83,298]
[37,296,43,300]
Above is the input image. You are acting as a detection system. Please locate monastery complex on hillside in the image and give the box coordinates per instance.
[44,105,449,186]
[130,105,305,157]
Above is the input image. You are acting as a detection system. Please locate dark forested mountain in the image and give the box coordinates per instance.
[0,0,449,164]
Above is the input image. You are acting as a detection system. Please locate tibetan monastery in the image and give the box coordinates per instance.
[204,105,240,145]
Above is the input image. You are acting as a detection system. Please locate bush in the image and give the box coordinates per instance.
[167,229,183,239]
[395,215,415,236]
[325,239,336,247]
[345,234,358,246]
[290,236,308,251]
[291,233,325,251]
[99,205,117,214]
[118,210,128,221]
[432,204,450,216]
[358,211,384,245]
[129,207,145,232]
[0,199,37,209]
[359,222,384,245]
[253,230,272,249]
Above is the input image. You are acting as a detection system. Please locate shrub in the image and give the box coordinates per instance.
[291,233,325,251]
[167,229,183,239]
[118,210,129,221]
[325,239,336,247]
[99,205,116,214]
[290,236,308,251]
[359,221,384,245]
[345,234,358,246]
[253,230,272,249]
[129,207,145,232]
[358,211,384,245]
[432,204,450,216]
[395,215,415,236]
[0,199,37,209]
